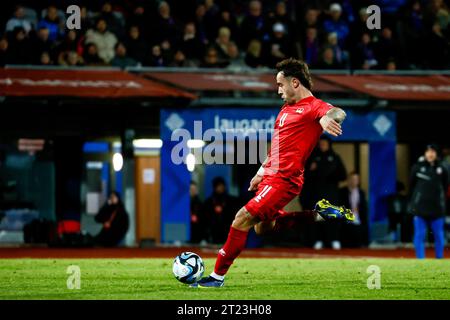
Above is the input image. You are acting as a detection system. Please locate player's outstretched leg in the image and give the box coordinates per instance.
[254,210,320,236]
[254,199,354,236]
[190,207,259,288]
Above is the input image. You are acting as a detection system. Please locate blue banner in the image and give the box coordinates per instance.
[161,109,396,142]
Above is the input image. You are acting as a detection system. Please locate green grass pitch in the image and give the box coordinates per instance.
[0,258,449,300]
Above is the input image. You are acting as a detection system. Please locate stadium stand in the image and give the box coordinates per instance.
[0,0,448,70]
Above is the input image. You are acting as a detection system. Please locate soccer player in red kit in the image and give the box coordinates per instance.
[191,58,354,288]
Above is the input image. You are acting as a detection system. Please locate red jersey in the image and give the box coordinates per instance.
[263,96,333,186]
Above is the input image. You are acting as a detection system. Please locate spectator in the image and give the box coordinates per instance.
[426,22,449,69]
[56,30,82,55]
[409,144,448,259]
[387,181,412,243]
[169,50,194,67]
[144,44,165,67]
[39,51,53,65]
[190,181,206,244]
[386,59,397,71]
[83,43,105,66]
[399,0,426,68]
[339,172,368,247]
[94,191,129,247]
[193,3,208,44]
[127,6,148,38]
[124,25,149,65]
[31,27,54,64]
[203,0,221,41]
[214,27,232,63]
[58,50,84,66]
[323,3,350,48]
[314,46,343,69]
[160,39,175,65]
[205,0,220,17]
[245,39,264,68]
[0,37,10,66]
[80,6,95,31]
[264,22,295,68]
[85,18,118,64]
[268,1,296,41]
[303,8,321,30]
[324,32,347,67]
[214,9,239,45]
[301,136,347,250]
[300,8,321,57]
[203,177,239,244]
[98,1,124,39]
[56,31,83,66]
[303,27,320,67]
[424,0,450,29]
[352,33,378,70]
[201,46,227,68]
[348,7,369,47]
[226,42,246,70]
[374,27,398,69]
[151,1,178,46]
[110,42,138,68]
[240,0,268,49]
[37,5,64,42]
[178,22,205,65]
[5,5,33,35]
[6,27,32,65]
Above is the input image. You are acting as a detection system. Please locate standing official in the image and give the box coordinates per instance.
[409,144,448,259]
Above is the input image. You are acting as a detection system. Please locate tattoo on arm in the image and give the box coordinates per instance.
[326,107,346,124]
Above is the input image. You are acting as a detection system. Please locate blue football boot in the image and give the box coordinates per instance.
[190,276,224,288]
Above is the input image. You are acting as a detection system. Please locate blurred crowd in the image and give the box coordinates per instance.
[0,0,449,70]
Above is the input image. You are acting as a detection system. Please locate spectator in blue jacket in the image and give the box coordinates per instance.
[323,3,350,49]
[37,5,64,42]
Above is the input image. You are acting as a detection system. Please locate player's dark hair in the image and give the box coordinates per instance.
[276,58,313,90]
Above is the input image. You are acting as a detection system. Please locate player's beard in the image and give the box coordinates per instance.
[283,88,296,105]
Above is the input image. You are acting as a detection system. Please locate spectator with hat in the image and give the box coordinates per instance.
[323,3,350,49]
[264,22,295,67]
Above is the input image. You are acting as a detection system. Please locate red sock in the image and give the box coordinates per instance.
[214,226,248,276]
[272,210,318,233]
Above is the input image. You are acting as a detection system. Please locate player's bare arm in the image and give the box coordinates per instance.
[248,157,268,191]
[319,107,346,137]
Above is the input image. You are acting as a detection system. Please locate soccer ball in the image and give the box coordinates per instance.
[172,252,205,284]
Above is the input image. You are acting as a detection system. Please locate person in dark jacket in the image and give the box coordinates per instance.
[190,181,206,244]
[301,136,347,249]
[339,172,368,247]
[203,177,239,244]
[409,144,448,259]
[386,181,412,242]
[94,191,129,247]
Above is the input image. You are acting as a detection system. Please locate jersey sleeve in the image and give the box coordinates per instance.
[312,100,333,120]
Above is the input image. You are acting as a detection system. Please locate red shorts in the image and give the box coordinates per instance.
[244,176,302,221]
